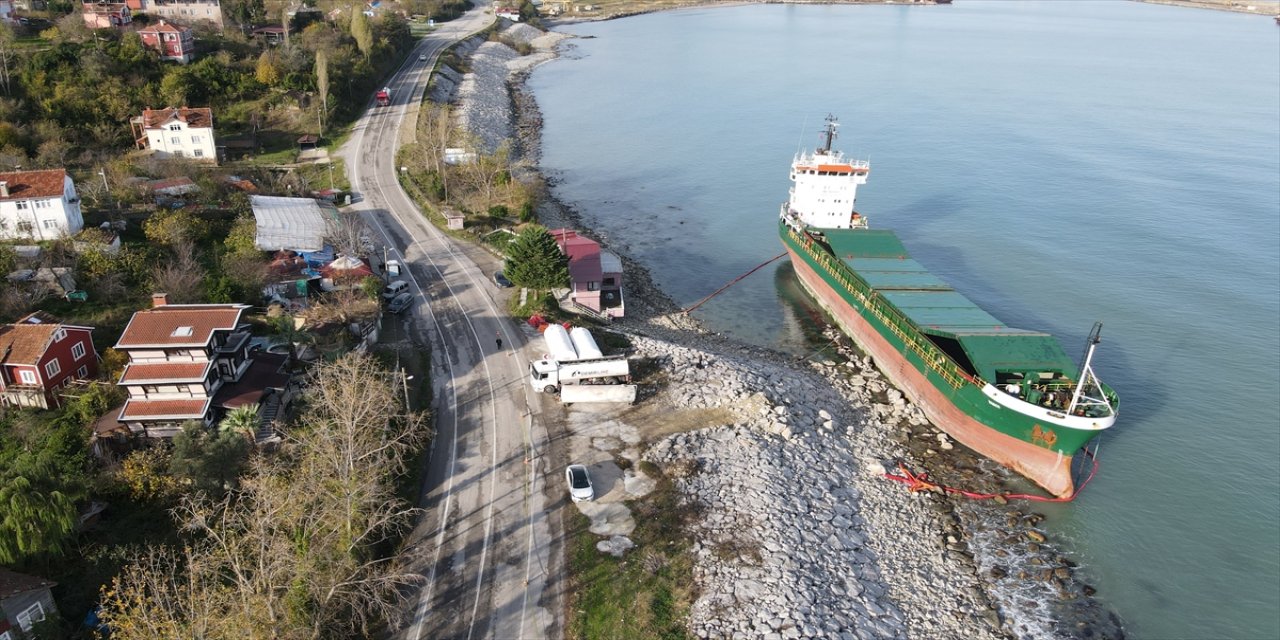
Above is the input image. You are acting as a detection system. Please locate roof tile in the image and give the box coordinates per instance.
[141,106,213,130]
[0,169,67,202]
[116,304,246,348]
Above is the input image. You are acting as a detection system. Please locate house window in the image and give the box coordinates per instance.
[191,135,201,143]
[53,328,67,343]
[170,136,181,144]
[16,601,45,630]
[72,341,86,360]
[77,365,88,378]
[193,149,204,157]
[169,124,181,131]
[603,277,616,286]
[45,359,61,378]
[19,370,36,384]
[34,200,50,209]
[174,150,184,158]
[43,219,58,229]
[587,281,600,291]
[15,201,27,210]
[142,385,160,394]
[16,221,32,232]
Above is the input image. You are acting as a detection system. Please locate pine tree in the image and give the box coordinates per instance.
[503,226,569,290]
[315,49,329,135]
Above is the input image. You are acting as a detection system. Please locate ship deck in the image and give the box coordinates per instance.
[819,228,1076,380]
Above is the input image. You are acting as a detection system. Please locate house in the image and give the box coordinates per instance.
[145,175,198,196]
[250,195,340,253]
[82,1,132,28]
[0,569,57,638]
[0,0,16,23]
[113,295,292,440]
[250,25,285,44]
[495,5,520,20]
[126,0,223,31]
[0,169,85,241]
[138,19,196,63]
[549,228,625,319]
[130,106,217,162]
[0,312,98,409]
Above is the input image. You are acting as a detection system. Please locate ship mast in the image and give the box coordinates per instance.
[1067,322,1104,414]
[819,114,838,154]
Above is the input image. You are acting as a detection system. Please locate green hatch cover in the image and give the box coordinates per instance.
[950,333,1076,381]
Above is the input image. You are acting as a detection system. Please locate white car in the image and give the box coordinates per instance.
[419,54,427,61]
[384,259,403,277]
[565,464,594,502]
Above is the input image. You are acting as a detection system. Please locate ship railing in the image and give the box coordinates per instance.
[789,226,980,390]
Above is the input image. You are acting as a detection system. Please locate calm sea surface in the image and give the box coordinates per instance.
[527,2,1280,638]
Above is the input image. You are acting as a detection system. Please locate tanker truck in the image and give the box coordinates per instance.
[528,356,630,394]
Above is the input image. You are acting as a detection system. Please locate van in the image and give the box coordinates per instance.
[382,280,409,300]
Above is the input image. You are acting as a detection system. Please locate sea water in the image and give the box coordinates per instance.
[527,2,1280,638]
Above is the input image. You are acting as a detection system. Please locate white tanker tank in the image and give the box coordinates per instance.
[542,324,579,362]
[569,327,604,360]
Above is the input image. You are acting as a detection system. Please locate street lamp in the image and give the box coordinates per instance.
[402,373,414,409]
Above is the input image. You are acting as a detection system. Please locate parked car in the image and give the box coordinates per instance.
[493,271,513,288]
[387,292,414,314]
[384,259,403,277]
[382,280,409,299]
[565,464,594,502]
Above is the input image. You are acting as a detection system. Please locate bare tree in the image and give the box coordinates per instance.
[151,242,207,303]
[324,213,372,258]
[99,354,430,639]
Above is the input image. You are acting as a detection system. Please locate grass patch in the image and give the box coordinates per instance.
[566,465,699,640]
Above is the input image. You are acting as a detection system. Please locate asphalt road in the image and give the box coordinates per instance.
[337,9,559,639]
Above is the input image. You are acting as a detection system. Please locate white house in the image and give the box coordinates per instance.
[0,169,85,241]
[131,106,217,162]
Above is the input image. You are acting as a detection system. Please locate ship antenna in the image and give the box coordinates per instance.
[820,114,839,154]
[795,115,809,155]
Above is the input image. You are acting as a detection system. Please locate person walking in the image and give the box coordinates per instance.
[495,331,503,351]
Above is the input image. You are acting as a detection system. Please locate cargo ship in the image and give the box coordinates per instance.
[779,116,1118,497]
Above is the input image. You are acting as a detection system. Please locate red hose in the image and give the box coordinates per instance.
[883,446,1100,503]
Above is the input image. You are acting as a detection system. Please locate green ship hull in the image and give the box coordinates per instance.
[780,221,1118,497]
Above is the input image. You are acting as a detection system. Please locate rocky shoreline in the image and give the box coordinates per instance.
[447,19,1123,639]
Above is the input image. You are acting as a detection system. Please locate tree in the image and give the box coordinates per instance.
[503,225,569,290]
[170,422,250,496]
[255,50,281,87]
[324,213,371,258]
[99,354,430,638]
[144,208,210,248]
[0,475,77,564]
[315,49,329,135]
[151,242,208,303]
[218,404,260,443]
[350,6,372,58]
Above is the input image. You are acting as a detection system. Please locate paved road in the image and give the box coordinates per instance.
[337,9,559,639]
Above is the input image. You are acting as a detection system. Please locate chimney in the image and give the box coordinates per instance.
[152,293,169,307]
[0,182,7,198]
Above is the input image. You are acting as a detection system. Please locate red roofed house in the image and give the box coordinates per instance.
[0,312,98,410]
[0,568,57,637]
[0,169,85,241]
[548,228,625,319]
[113,295,292,440]
[82,0,132,28]
[138,19,195,63]
[130,106,216,162]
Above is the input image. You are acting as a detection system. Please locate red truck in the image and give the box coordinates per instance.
[375,87,391,107]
